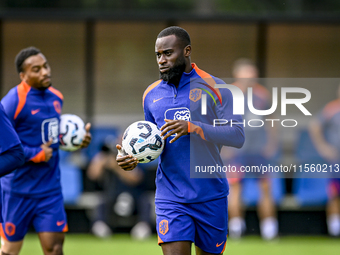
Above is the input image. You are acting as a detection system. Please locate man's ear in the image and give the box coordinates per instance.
[19,72,25,81]
[184,45,191,57]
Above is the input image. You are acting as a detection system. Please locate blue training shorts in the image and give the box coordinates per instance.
[156,197,228,254]
[0,191,68,242]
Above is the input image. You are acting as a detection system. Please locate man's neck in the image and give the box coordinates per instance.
[185,61,193,73]
[170,76,181,88]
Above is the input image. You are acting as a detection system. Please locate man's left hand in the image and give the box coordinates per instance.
[160,119,188,144]
[81,123,92,148]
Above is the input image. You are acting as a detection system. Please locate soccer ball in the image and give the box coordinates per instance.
[59,114,86,151]
[122,121,164,163]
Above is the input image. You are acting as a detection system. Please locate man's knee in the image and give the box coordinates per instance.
[1,249,20,255]
[0,239,23,255]
[44,243,63,255]
[2,251,14,255]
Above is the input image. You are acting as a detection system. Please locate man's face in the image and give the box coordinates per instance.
[20,53,51,90]
[155,35,186,82]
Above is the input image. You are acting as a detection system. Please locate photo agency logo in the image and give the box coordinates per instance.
[201,84,312,128]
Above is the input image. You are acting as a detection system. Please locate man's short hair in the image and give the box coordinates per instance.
[15,47,41,73]
[157,26,191,48]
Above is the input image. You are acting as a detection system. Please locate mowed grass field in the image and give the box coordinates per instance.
[18,234,340,255]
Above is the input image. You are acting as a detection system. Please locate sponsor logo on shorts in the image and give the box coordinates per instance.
[159,220,169,235]
[216,241,224,247]
[57,221,65,226]
[5,222,16,237]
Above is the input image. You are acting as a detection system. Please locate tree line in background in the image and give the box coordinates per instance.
[1,0,340,14]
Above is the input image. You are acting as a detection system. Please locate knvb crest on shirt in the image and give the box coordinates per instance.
[189,83,223,117]
[189,88,202,102]
[53,100,62,114]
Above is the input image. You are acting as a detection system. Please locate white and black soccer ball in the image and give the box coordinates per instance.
[59,114,86,151]
[122,121,164,163]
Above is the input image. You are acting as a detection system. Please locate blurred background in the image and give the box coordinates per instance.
[1,0,340,127]
[1,0,340,254]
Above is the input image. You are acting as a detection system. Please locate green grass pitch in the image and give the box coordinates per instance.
[18,234,340,255]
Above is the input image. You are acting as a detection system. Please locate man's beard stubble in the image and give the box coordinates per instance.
[159,57,186,85]
[38,83,52,91]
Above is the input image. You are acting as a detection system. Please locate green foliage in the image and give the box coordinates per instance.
[216,0,340,14]
[216,0,287,13]
[138,0,193,11]
[2,0,340,13]
[2,0,194,10]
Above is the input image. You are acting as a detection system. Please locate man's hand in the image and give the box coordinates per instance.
[80,123,92,148]
[41,139,53,162]
[116,144,139,171]
[160,119,188,143]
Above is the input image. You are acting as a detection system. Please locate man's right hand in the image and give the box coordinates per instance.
[116,144,138,171]
[41,139,53,162]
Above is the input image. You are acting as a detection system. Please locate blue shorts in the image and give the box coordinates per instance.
[156,197,228,254]
[0,191,68,242]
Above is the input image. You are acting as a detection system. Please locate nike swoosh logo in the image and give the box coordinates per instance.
[153,97,164,103]
[216,241,224,247]
[31,109,40,115]
[57,221,65,226]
